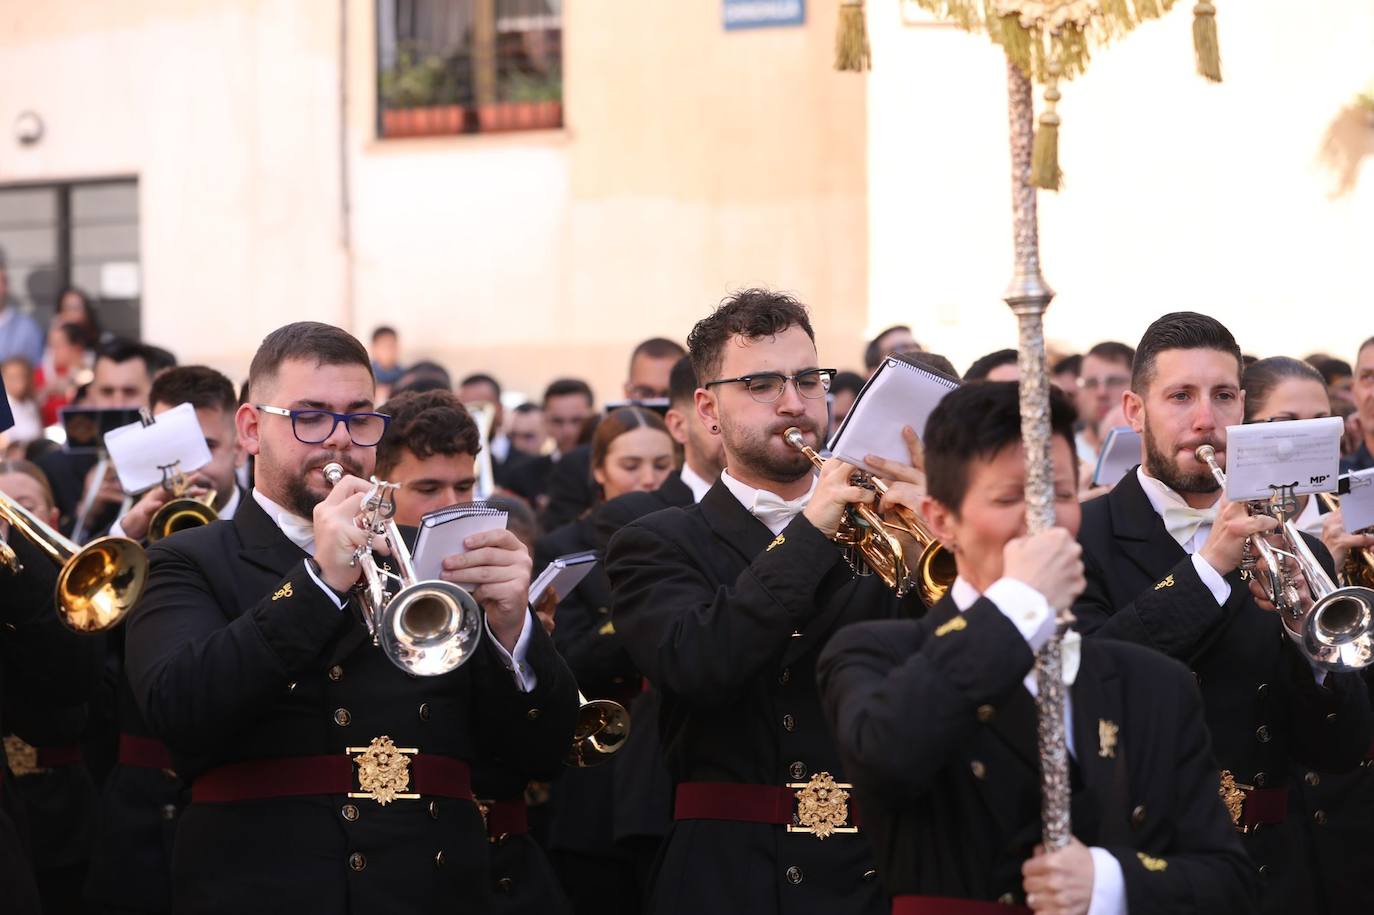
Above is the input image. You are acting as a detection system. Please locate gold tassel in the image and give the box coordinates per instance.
[834,0,871,72]
[1031,61,1063,190]
[1192,2,1222,82]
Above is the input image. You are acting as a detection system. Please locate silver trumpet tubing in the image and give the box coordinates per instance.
[1195,445,1374,671]
[324,462,483,675]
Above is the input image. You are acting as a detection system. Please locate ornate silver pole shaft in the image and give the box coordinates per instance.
[1003,57,1072,852]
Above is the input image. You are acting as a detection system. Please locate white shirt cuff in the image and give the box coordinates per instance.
[985,577,1055,654]
[485,608,538,692]
[1087,847,1127,915]
[1191,553,1232,606]
[303,559,347,610]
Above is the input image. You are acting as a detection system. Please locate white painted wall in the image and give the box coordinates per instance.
[867,2,1374,375]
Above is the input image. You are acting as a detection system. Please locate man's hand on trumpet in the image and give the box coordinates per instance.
[118,471,215,542]
[311,473,375,593]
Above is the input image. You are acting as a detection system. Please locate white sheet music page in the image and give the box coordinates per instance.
[1223,417,1344,502]
[1091,427,1142,487]
[412,503,509,584]
[104,403,213,494]
[1339,469,1374,533]
[827,358,958,475]
[528,551,599,605]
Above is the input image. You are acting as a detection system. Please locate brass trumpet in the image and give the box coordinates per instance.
[324,462,482,676]
[148,468,218,542]
[1317,492,1374,589]
[0,490,148,632]
[1196,446,1374,671]
[567,691,630,767]
[784,427,955,604]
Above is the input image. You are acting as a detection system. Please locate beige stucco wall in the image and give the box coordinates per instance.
[867,1,1374,375]
[1,0,870,401]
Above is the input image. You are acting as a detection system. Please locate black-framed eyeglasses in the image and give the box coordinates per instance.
[255,404,391,447]
[703,369,837,404]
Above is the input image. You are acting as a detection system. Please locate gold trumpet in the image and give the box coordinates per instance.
[567,691,630,768]
[0,490,149,632]
[148,469,218,542]
[784,427,955,604]
[1317,492,1374,589]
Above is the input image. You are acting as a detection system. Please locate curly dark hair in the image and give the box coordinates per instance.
[687,288,815,383]
[375,389,480,477]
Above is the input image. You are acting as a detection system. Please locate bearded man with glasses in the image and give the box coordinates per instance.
[123,321,578,914]
[605,289,925,915]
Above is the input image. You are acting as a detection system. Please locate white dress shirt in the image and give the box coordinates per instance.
[719,468,818,535]
[251,489,536,691]
[678,462,714,504]
[1135,468,1232,606]
[950,576,1123,915]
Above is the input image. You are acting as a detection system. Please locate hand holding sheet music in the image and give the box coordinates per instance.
[412,502,509,585]
[827,357,957,475]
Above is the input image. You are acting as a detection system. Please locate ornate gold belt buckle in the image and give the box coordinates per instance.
[347,736,419,806]
[1218,769,1254,832]
[786,772,857,839]
[3,736,45,778]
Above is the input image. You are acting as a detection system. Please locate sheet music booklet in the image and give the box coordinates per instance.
[827,357,958,474]
[412,502,509,584]
[1091,427,1142,487]
[528,550,599,605]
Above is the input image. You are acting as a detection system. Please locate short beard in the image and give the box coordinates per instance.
[1142,418,1218,495]
[719,413,815,485]
[261,442,364,519]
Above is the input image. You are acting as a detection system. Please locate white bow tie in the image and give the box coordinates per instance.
[278,513,316,551]
[752,490,811,532]
[1161,503,1217,547]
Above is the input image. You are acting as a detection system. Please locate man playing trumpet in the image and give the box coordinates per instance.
[606,290,924,915]
[124,322,577,914]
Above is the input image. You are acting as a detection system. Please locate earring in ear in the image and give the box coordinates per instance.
[711,425,719,433]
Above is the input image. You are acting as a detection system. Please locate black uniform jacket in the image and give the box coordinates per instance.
[819,594,1258,913]
[123,494,579,914]
[2,532,105,915]
[592,474,694,845]
[1074,469,1373,910]
[606,479,924,915]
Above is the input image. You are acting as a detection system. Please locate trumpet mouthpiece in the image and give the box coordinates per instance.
[783,427,805,448]
[322,462,345,486]
[1194,445,1215,462]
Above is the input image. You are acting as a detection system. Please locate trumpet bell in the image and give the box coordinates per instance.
[376,580,483,676]
[57,536,149,632]
[148,497,218,542]
[916,540,958,606]
[566,698,631,768]
[1302,585,1374,672]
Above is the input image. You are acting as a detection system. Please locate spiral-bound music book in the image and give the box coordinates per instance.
[412,502,509,583]
[827,357,959,474]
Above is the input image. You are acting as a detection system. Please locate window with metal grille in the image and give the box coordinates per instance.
[0,179,141,342]
[375,0,563,138]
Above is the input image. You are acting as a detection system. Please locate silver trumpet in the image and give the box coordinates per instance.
[1195,445,1374,671]
[324,462,483,676]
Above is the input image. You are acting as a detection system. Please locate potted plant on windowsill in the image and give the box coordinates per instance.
[380,50,468,138]
[478,70,562,133]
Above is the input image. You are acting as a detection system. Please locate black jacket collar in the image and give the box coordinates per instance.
[698,479,775,564]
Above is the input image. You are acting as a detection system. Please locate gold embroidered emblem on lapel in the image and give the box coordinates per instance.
[934,616,967,637]
[1098,719,1119,759]
[766,534,786,552]
[598,620,616,636]
[1153,574,1174,590]
[272,582,294,601]
[1136,852,1168,872]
